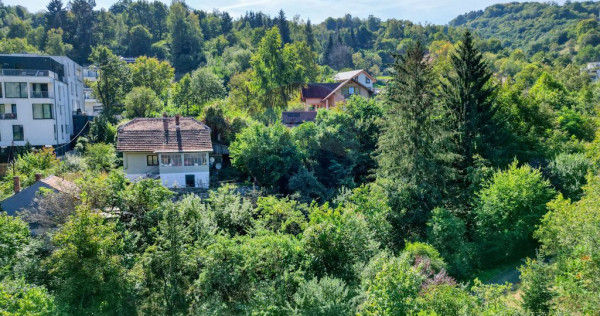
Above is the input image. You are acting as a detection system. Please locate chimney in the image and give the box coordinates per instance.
[13,176,21,194]
[175,114,180,128]
[35,173,42,182]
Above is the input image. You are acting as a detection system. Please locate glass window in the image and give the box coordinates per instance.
[0,83,2,97]
[161,154,181,167]
[0,105,4,115]
[12,125,23,141]
[5,82,27,98]
[184,153,206,166]
[147,155,159,166]
[32,104,54,119]
[31,83,49,98]
[366,78,371,84]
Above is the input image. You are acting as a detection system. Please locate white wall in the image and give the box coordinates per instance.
[0,56,84,148]
[356,73,374,90]
[122,151,211,188]
[161,172,210,189]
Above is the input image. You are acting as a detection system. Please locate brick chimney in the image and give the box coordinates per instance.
[35,173,42,182]
[13,176,21,194]
[175,114,180,128]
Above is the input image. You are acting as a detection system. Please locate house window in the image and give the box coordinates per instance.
[32,104,54,119]
[365,78,371,84]
[161,154,182,167]
[0,83,2,97]
[5,82,28,98]
[147,155,159,166]
[31,83,49,98]
[184,153,206,166]
[13,125,23,141]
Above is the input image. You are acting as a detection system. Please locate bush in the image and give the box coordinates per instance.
[303,205,379,282]
[290,277,355,316]
[123,86,162,118]
[519,257,554,315]
[59,152,88,173]
[427,208,474,278]
[547,152,593,201]
[474,162,555,265]
[84,143,117,171]
[0,279,57,315]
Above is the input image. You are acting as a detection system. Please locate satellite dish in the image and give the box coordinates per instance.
[209,157,215,164]
[215,162,222,170]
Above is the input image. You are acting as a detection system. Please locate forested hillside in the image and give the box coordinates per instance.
[1,0,600,315]
[451,1,600,59]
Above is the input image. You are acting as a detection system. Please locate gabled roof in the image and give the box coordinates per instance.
[321,78,374,101]
[282,111,318,127]
[117,117,213,153]
[301,83,342,100]
[1,176,77,217]
[333,69,376,82]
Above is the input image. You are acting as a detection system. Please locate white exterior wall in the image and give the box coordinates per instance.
[161,172,210,189]
[0,55,83,149]
[355,73,374,91]
[122,151,211,189]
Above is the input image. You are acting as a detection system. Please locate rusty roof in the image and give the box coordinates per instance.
[117,117,213,153]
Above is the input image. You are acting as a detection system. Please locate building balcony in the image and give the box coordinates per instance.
[0,69,57,79]
[30,91,52,98]
[0,113,17,120]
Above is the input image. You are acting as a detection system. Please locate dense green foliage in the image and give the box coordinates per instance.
[2,0,600,314]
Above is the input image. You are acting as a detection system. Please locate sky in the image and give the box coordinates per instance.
[2,0,569,25]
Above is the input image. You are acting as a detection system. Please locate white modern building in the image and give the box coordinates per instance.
[0,54,84,154]
[83,66,103,116]
[117,115,213,189]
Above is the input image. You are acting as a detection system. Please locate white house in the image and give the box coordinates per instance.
[0,54,84,155]
[117,115,213,189]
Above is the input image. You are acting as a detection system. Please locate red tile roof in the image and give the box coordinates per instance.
[117,117,213,153]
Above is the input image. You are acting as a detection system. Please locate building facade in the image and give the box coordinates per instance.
[83,66,103,116]
[0,54,84,154]
[117,116,213,189]
[300,69,376,110]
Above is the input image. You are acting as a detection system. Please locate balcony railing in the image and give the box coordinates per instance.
[0,69,56,78]
[0,113,17,120]
[31,91,52,98]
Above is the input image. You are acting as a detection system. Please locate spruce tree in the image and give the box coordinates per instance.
[377,42,452,244]
[305,19,315,50]
[441,30,497,204]
[277,9,291,45]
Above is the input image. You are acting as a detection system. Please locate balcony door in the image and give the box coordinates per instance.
[31,83,49,98]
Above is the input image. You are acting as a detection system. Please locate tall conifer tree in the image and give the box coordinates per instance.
[277,9,291,45]
[441,30,499,207]
[377,42,452,244]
